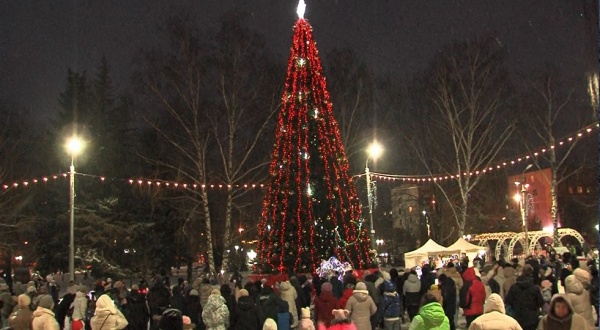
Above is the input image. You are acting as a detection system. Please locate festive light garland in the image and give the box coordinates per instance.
[1,124,596,191]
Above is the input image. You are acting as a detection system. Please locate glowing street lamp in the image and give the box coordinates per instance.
[515,163,533,256]
[66,136,84,282]
[365,142,383,249]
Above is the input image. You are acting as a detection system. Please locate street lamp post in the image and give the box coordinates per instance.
[365,142,383,250]
[66,136,84,282]
[515,164,533,256]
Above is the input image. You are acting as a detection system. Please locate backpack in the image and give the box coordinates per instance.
[459,280,472,309]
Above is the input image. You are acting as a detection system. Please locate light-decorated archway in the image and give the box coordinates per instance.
[472,232,517,258]
[473,228,585,260]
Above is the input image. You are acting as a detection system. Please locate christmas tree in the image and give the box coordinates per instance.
[257,1,373,274]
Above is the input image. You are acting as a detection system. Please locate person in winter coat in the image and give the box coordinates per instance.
[330,273,344,300]
[437,274,456,330]
[299,307,315,330]
[407,293,450,330]
[32,294,59,330]
[504,264,544,330]
[202,291,230,330]
[345,282,377,330]
[503,265,517,299]
[220,284,237,327]
[460,267,487,328]
[403,270,422,321]
[376,279,401,330]
[148,276,171,330]
[540,280,553,315]
[337,283,354,311]
[280,281,299,328]
[492,266,507,299]
[315,282,338,327]
[70,287,88,330]
[565,272,595,327]
[536,293,594,330]
[317,309,357,330]
[590,266,599,326]
[90,294,129,330]
[127,284,152,330]
[257,286,287,327]
[170,285,187,317]
[467,293,522,330]
[420,266,436,297]
[9,294,33,330]
[197,278,213,307]
[298,276,312,309]
[232,289,260,330]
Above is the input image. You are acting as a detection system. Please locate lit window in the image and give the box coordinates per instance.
[568,187,574,194]
[586,187,592,194]
[409,206,413,213]
[577,186,583,194]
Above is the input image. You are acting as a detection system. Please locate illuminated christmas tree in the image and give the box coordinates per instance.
[257,1,373,274]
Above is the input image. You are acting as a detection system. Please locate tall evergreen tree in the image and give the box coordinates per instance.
[257,5,372,273]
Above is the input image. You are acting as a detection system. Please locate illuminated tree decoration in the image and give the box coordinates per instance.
[257,5,372,273]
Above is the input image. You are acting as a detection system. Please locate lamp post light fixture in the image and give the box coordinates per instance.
[422,210,431,239]
[66,136,84,282]
[365,142,383,250]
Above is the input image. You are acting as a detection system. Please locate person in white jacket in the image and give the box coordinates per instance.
[90,294,129,330]
[468,293,522,330]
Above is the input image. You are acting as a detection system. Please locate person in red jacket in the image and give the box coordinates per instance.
[314,282,339,327]
[461,267,487,327]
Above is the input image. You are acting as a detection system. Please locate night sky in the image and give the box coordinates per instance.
[1,0,597,123]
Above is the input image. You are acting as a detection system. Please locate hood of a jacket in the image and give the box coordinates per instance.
[237,295,255,312]
[484,293,505,314]
[547,294,575,322]
[407,274,419,283]
[95,294,118,314]
[573,268,591,287]
[280,281,292,292]
[382,280,396,293]
[462,267,477,282]
[205,294,226,312]
[33,307,55,318]
[503,266,516,278]
[565,275,584,295]
[75,291,86,299]
[419,302,446,327]
[352,290,370,302]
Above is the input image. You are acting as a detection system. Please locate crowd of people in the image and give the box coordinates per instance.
[0,250,596,330]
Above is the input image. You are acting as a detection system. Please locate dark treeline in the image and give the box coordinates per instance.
[0,10,597,278]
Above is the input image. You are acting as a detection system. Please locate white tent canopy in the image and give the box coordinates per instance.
[446,238,483,253]
[404,239,452,269]
[446,238,487,267]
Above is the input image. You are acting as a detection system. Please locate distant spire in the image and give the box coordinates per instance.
[297,0,306,19]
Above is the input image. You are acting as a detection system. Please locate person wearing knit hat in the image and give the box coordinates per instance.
[210,288,221,296]
[314,280,338,327]
[189,289,199,296]
[8,294,33,330]
[467,293,521,330]
[238,288,249,297]
[32,294,60,329]
[299,307,315,330]
[345,281,376,330]
[428,283,443,305]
